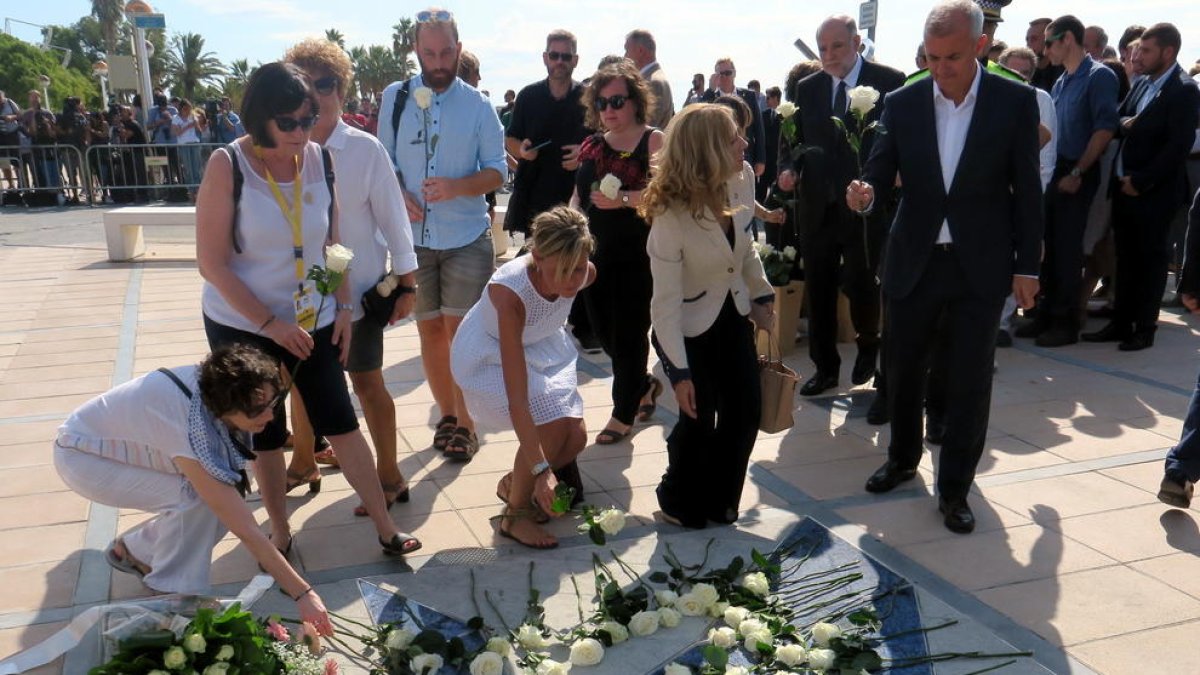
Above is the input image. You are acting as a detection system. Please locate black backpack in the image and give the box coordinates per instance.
[390,79,412,140]
[226,143,335,254]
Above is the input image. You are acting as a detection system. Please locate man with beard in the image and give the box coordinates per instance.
[378,8,507,463]
[1027,17,1064,92]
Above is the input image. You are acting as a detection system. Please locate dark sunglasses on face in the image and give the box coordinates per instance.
[273,114,319,132]
[717,69,735,77]
[594,94,628,111]
[1045,32,1066,46]
[313,75,338,95]
[243,387,288,418]
[546,50,574,62]
[416,9,453,22]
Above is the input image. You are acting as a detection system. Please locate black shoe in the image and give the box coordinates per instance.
[1014,320,1046,339]
[995,330,1013,348]
[866,393,889,425]
[799,372,839,397]
[1118,332,1154,351]
[865,460,918,493]
[1158,474,1194,508]
[851,350,877,386]
[925,414,945,445]
[1081,322,1132,343]
[938,496,976,534]
[1035,327,1077,347]
[1087,305,1115,318]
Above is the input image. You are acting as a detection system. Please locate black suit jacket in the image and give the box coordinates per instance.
[1113,65,1200,205]
[864,70,1044,301]
[701,86,766,167]
[761,108,781,182]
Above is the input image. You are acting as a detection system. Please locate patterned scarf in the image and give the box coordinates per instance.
[185,386,252,486]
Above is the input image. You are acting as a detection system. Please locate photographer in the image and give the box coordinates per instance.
[86,108,111,202]
[213,97,243,144]
[58,97,89,204]
[0,90,21,191]
[113,105,149,203]
[20,90,62,202]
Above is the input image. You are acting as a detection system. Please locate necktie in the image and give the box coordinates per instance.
[834,80,847,117]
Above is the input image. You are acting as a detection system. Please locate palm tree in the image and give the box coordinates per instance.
[91,0,125,57]
[222,58,252,107]
[347,46,368,100]
[325,29,345,50]
[164,32,226,101]
[392,18,414,61]
[355,45,408,102]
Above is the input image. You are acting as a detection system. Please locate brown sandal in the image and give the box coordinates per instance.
[498,508,558,550]
[495,472,549,523]
[443,427,479,462]
[432,415,458,451]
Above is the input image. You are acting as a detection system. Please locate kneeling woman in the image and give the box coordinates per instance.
[639,104,775,528]
[451,207,595,549]
[53,345,332,633]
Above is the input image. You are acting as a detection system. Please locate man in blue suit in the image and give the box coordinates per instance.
[847,0,1043,533]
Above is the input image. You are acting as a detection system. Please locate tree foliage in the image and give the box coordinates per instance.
[90,0,125,57]
[164,32,225,101]
[0,33,98,111]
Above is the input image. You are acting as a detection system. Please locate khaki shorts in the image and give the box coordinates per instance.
[413,232,495,321]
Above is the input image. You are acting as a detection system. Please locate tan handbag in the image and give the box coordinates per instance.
[758,328,798,433]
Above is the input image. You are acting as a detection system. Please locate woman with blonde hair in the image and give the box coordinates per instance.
[451,206,596,549]
[640,104,774,528]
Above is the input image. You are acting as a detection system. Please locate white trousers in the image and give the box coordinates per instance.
[53,444,226,594]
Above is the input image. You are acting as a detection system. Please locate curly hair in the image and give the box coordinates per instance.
[638,104,740,225]
[581,61,656,130]
[284,38,354,99]
[529,206,595,283]
[197,344,283,418]
[784,60,822,104]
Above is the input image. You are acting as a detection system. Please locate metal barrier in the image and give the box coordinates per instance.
[0,144,91,206]
[84,142,223,206]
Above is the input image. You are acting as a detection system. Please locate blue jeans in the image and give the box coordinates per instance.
[1165,368,1200,481]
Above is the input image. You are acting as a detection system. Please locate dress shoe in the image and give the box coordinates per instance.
[1118,332,1154,351]
[925,414,945,445]
[995,329,1013,348]
[851,351,877,386]
[1158,473,1194,508]
[799,372,839,397]
[1034,327,1077,347]
[865,460,918,493]
[1013,320,1046,339]
[938,496,976,534]
[1081,322,1132,343]
[1087,305,1115,319]
[866,393,889,425]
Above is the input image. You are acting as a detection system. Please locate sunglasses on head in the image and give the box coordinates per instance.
[273,114,319,132]
[717,69,735,77]
[416,9,453,22]
[594,94,628,111]
[1045,32,1067,46]
[313,75,338,95]
[546,50,574,62]
[243,386,288,419]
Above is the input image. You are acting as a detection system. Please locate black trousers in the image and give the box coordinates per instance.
[657,295,761,527]
[1041,160,1101,329]
[802,202,882,374]
[886,249,1003,500]
[586,255,653,425]
[1112,190,1176,333]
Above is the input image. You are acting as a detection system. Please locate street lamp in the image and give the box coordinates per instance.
[93,61,110,105]
[37,74,50,107]
[124,0,155,120]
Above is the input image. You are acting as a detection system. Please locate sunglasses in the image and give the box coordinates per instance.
[416,9,453,22]
[313,75,338,95]
[1045,32,1067,46]
[273,114,319,132]
[717,69,735,77]
[243,386,289,419]
[546,50,574,62]
[593,94,628,111]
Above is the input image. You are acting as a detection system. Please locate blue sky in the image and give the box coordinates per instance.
[13,1,1200,106]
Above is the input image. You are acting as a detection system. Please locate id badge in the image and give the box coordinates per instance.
[293,284,318,332]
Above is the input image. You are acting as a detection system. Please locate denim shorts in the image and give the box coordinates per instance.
[413,232,495,321]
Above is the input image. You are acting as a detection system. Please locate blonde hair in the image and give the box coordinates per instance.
[638,104,740,224]
[284,38,354,98]
[529,206,595,283]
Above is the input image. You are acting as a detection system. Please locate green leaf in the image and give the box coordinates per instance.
[750,549,769,570]
[589,526,607,546]
[726,556,744,577]
[851,649,884,670]
[648,571,669,583]
[702,644,728,670]
[847,608,878,626]
[550,483,575,514]
[412,629,447,655]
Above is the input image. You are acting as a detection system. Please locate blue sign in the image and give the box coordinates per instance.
[132,13,166,29]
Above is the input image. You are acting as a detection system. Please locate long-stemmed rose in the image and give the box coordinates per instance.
[411,86,439,219]
[832,85,884,272]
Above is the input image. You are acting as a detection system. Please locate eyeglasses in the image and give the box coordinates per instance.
[546,50,574,62]
[273,114,319,132]
[717,69,735,77]
[1045,32,1067,46]
[242,386,289,419]
[593,95,628,111]
[416,9,453,22]
[313,76,338,96]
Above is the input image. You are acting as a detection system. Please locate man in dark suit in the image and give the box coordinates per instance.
[847,0,1043,534]
[1082,23,1200,351]
[701,58,766,178]
[757,86,783,205]
[777,15,906,396]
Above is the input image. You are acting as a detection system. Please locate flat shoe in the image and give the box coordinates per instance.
[104,540,148,579]
[380,533,423,556]
[595,428,629,445]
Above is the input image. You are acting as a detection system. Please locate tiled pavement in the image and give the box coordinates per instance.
[3,208,1200,673]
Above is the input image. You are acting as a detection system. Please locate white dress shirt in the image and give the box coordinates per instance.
[1034,88,1057,190]
[831,55,865,112]
[932,62,983,244]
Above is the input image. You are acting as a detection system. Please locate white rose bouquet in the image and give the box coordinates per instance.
[595,173,623,201]
[753,241,798,287]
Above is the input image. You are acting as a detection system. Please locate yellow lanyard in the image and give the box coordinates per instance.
[255,147,305,285]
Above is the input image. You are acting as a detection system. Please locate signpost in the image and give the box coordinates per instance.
[859,0,878,41]
[132,13,165,29]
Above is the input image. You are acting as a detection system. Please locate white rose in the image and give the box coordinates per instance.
[775,643,807,667]
[411,653,444,674]
[628,610,660,637]
[782,245,798,260]
[736,618,765,637]
[163,646,187,669]
[741,572,769,597]
[597,620,628,644]
[202,665,229,675]
[659,607,682,628]
[516,623,550,649]
[663,663,691,675]
[485,636,511,656]
[724,667,749,675]
[757,242,775,257]
[810,622,842,647]
[385,628,415,651]
[413,87,434,110]
[690,583,719,607]
[708,601,729,618]
[807,647,837,671]
[598,173,623,201]
[214,644,235,662]
[469,651,506,675]
[536,658,572,675]
[742,628,773,654]
[568,638,605,666]
[847,85,881,116]
[675,592,707,616]
[775,101,798,119]
[655,590,678,607]
[595,508,626,535]
[324,243,354,274]
[723,606,750,628]
[708,626,737,649]
[183,633,206,654]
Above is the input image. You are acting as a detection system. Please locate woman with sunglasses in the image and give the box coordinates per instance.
[52,344,337,636]
[196,62,421,561]
[572,60,665,446]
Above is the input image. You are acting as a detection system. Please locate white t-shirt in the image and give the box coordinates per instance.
[172,114,200,144]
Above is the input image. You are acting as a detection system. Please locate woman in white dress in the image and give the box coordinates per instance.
[451,206,595,549]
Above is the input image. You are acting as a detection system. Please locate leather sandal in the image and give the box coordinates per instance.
[353,481,410,517]
[498,507,558,550]
[380,532,423,556]
[595,427,629,445]
[443,427,479,462]
[636,376,664,422]
[495,472,549,523]
[284,469,322,494]
[432,415,458,451]
[313,437,338,467]
[105,539,150,579]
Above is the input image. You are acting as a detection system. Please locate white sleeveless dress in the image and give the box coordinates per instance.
[451,257,583,429]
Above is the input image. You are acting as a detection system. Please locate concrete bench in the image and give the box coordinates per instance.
[103,206,196,261]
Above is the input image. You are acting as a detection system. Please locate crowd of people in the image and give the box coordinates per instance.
[49,0,1200,628]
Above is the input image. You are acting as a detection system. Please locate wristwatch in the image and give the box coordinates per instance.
[336,303,354,312]
[620,191,630,206]
[1069,166,1083,178]
[396,284,417,295]
[530,459,551,477]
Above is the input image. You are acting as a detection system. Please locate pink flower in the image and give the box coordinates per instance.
[266,620,290,642]
[323,659,340,675]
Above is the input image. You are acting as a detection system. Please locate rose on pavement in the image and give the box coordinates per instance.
[569,638,605,666]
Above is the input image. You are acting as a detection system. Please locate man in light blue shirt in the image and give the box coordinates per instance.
[377,9,507,463]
